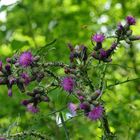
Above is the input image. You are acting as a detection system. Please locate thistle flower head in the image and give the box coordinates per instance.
[88,105,103,121]
[78,96,85,102]
[8,89,12,97]
[6,58,11,63]
[92,34,105,43]
[21,99,30,106]
[0,61,2,71]
[80,103,90,111]
[99,49,107,58]
[21,73,31,85]
[27,103,39,113]
[5,64,11,72]
[19,51,33,67]
[9,76,16,85]
[68,102,77,116]
[61,77,75,92]
[118,23,123,31]
[126,16,136,25]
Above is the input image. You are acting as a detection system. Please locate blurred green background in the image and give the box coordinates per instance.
[0,0,140,139]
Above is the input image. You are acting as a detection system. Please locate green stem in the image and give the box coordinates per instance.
[44,62,69,68]
[5,131,48,139]
[101,111,115,140]
[59,112,70,140]
[107,77,140,89]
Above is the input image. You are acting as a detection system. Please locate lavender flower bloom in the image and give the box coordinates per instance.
[126,16,136,25]
[61,77,74,92]
[88,105,103,121]
[27,104,39,113]
[0,61,2,71]
[92,34,105,43]
[68,103,77,116]
[19,51,33,67]
[21,73,31,85]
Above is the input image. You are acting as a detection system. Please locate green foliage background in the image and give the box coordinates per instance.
[0,0,140,139]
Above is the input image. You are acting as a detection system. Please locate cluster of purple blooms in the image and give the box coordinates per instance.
[91,16,139,62]
[0,16,139,124]
[61,77,103,121]
[0,51,49,113]
[61,16,140,121]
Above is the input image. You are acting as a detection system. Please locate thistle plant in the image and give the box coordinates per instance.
[0,16,140,140]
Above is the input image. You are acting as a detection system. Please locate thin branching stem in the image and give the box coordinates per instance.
[4,131,48,139]
[59,112,70,140]
[107,77,140,89]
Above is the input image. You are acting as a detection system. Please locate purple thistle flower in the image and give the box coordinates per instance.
[19,51,33,67]
[61,77,75,92]
[78,96,85,102]
[88,105,103,121]
[92,34,105,43]
[68,43,74,52]
[8,88,12,97]
[76,90,81,95]
[0,61,2,71]
[21,99,30,106]
[5,64,11,72]
[106,42,117,57]
[110,42,117,50]
[6,58,11,63]
[118,23,123,31]
[21,73,31,85]
[80,103,90,116]
[99,49,107,58]
[70,52,75,62]
[80,103,90,110]
[126,16,136,25]
[9,77,16,85]
[27,104,39,113]
[68,103,77,116]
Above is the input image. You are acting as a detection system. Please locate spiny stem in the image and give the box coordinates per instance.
[107,77,140,89]
[44,69,60,81]
[4,131,48,139]
[101,110,115,140]
[44,62,69,68]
